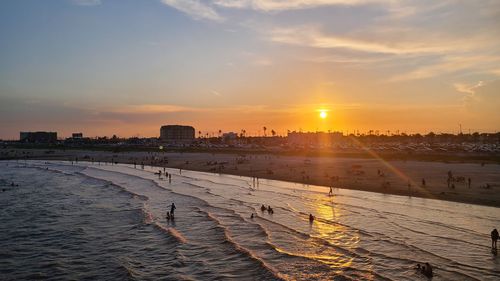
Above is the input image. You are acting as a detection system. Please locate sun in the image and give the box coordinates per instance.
[319,110,328,119]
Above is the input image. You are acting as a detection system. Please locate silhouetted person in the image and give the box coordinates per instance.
[250,213,254,219]
[267,206,273,214]
[170,203,176,216]
[468,177,471,188]
[309,214,315,223]
[422,178,426,187]
[329,186,333,196]
[261,204,266,212]
[166,211,171,220]
[491,228,499,250]
[422,262,433,278]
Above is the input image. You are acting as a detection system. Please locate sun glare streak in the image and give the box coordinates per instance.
[346,135,432,198]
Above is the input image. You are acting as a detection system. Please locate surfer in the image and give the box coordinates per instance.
[491,228,499,250]
[170,203,176,216]
[267,206,274,214]
[261,204,266,212]
[166,211,171,220]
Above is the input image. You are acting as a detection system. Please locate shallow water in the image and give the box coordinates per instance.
[1,160,499,280]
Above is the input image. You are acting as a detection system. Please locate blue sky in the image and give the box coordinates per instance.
[0,0,499,138]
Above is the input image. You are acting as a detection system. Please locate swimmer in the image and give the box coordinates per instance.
[250,213,254,219]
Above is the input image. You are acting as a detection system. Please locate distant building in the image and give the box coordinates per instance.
[160,125,195,144]
[287,131,343,147]
[20,131,57,143]
[72,133,83,139]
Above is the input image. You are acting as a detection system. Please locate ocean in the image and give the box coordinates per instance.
[1,160,499,280]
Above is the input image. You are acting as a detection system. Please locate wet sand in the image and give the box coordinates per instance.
[2,148,499,207]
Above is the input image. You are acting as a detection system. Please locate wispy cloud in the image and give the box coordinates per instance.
[268,25,453,55]
[214,0,391,11]
[160,0,223,22]
[211,90,222,96]
[72,0,101,6]
[454,81,484,96]
[389,55,500,82]
[109,104,197,114]
[301,54,386,65]
[252,58,273,66]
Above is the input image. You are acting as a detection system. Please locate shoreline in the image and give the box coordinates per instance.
[2,148,499,208]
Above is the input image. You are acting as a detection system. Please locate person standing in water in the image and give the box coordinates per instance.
[418,262,433,278]
[329,186,333,196]
[170,203,176,216]
[491,228,499,250]
[309,214,315,223]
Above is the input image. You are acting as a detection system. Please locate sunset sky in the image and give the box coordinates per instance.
[1,0,499,139]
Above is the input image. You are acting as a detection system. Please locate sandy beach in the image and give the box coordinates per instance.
[2,148,499,207]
